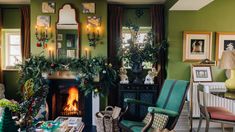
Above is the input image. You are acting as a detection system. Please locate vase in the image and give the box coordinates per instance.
[131,61,143,84]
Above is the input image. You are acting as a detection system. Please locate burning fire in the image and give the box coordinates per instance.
[63,87,79,112]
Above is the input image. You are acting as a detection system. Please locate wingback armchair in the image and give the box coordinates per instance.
[119,79,189,132]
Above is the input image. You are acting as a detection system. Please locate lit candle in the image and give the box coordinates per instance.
[45,26,48,37]
[49,48,52,59]
[86,24,90,33]
[35,25,38,35]
[85,48,88,59]
[52,50,55,60]
[96,26,100,35]
[89,50,91,59]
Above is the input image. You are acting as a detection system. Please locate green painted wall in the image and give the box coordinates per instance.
[2,8,20,28]
[165,0,232,81]
[30,0,107,58]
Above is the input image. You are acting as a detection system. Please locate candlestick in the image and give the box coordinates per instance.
[89,50,91,59]
[49,49,52,59]
[85,48,88,59]
[52,50,54,60]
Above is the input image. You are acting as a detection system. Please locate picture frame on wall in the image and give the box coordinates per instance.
[57,34,63,41]
[42,2,55,13]
[82,3,95,13]
[37,16,50,27]
[216,32,235,62]
[66,34,76,48]
[183,31,212,62]
[87,16,101,27]
[192,65,213,82]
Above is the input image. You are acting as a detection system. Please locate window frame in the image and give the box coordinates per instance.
[2,29,21,70]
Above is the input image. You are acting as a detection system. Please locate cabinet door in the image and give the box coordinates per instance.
[121,92,137,120]
[139,92,154,119]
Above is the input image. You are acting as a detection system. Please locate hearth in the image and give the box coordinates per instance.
[46,78,99,131]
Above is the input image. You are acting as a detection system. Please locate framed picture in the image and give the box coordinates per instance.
[87,16,101,27]
[37,16,50,27]
[82,3,95,13]
[66,34,76,48]
[183,31,212,62]
[216,32,235,62]
[42,2,55,13]
[67,50,76,58]
[57,42,62,49]
[192,65,212,82]
[57,34,63,41]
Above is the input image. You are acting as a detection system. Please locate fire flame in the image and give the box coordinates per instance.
[63,87,79,112]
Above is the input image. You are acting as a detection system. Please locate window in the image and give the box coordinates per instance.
[121,27,152,69]
[2,29,21,69]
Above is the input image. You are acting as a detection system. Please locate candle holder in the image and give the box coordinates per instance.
[35,26,52,49]
[87,24,100,47]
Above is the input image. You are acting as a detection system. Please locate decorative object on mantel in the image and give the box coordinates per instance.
[35,16,52,48]
[119,67,129,84]
[86,16,101,47]
[144,66,161,84]
[119,21,160,84]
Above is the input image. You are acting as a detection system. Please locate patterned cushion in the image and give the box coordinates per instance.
[143,113,169,130]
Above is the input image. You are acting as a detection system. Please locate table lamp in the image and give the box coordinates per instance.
[219,50,235,91]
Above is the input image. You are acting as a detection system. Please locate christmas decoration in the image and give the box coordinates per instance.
[0,108,19,132]
[17,55,117,127]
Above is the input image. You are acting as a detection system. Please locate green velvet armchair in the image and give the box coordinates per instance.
[119,79,189,132]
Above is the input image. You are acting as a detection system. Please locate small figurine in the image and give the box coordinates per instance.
[119,67,129,84]
[144,68,159,84]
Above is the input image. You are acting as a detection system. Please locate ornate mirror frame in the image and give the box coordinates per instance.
[56,3,81,58]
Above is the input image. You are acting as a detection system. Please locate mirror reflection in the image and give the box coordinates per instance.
[56,4,80,58]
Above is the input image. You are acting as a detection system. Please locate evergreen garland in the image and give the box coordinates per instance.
[17,55,117,118]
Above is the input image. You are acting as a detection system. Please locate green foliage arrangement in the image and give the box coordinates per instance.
[0,99,20,112]
[17,55,117,120]
[118,21,160,66]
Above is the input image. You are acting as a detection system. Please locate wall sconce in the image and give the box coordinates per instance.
[86,16,101,47]
[35,25,52,49]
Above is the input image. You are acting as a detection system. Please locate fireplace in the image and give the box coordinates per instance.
[46,78,99,131]
[47,79,84,120]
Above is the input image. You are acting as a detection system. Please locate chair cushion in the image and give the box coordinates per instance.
[120,120,145,129]
[207,106,235,122]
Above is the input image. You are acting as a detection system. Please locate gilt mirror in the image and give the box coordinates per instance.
[56,4,80,58]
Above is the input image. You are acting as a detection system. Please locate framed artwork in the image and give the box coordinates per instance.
[67,50,76,58]
[183,31,212,62]
[42,2,55,13]
[82,3,95,13]
[216,32,235,62]
[87,16,101,27]
[57,34,63,41]
[66,34,76,48]
[37,16,50,27]
[57,42,62,49]
[192,65,212,82]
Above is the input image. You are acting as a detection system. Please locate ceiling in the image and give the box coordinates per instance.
[170,0,214,11]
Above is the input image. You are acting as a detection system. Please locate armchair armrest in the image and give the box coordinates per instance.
[124,98,154,106]
[148,107,179,117]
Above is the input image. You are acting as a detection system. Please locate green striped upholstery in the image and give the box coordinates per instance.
[120,79,189,131]
[156,80,189,112]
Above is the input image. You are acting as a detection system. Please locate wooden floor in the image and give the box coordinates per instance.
[174,101,234,132]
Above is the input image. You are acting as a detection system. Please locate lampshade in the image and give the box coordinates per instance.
[219,50,235,69]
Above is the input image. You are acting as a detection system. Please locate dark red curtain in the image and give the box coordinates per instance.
[0,8,2,83]
[108,4,123,70]
[151,5,167,88]
[20,6,30,60]
[107,4,123,106]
